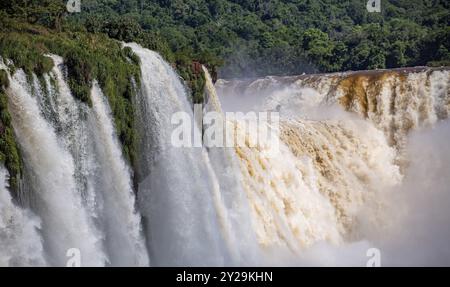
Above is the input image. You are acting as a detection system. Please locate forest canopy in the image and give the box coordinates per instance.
[1,0,450,78]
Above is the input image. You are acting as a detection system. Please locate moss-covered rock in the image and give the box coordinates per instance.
[0,89,22,193]
[0,16,207,185]
[0,70,9,89]
[0,18,142,171]
[35,56,54,75]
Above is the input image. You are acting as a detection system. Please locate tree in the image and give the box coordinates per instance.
[302,28,335,71]
[3,0,448,76]
[387,41,407,68]
[0,0,66,30]
[367,48,386,70]
[102,16,143,42]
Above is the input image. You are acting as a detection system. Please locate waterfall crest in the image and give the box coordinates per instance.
[1,54,149,266]
[126,43,229,266]
[1,44,449,266]
[218,68,450,153]
[216,67,450,265]
[6,68,106,266]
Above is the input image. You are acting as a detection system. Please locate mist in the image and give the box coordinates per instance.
[375,121,450,266]
[215,77,450,266]
[296,120,450,267]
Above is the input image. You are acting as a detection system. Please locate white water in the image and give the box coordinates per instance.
[236,116,401,247]
[126,43,231,266]
[6,69,106,266]
[202,67,261,265]
[40,55,100,223]
[375,121,450,266]
[216,68,450,266]
[45,56,148,266]
[2,55,148,266]
[90,82,148,266]
[1,46,449,266]
[0,165,46,266]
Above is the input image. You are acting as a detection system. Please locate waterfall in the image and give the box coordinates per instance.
[89,82,149,266]
[1,54,149,266]
[0,165,46,266]
[45,55,148,266]
[42,55,98,208]
[6,69,106,266]
[202,67,261,264]
[1,43,449,266]
[205,65,402,262]
[236,117,401,248]
[218,68,450,154]
[216,67,450,265]
[126,43,230,266]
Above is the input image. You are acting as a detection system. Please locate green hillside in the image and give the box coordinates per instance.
[1,1,449,78]
[70,0,450,77]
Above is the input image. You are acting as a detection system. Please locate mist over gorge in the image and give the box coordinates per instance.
[0,0,450,268]
[1,45,449,266]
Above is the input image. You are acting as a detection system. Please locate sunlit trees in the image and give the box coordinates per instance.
[0,0,66,30]
[2,0,449,76]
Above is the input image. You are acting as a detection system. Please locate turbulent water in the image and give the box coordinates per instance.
[1,45,449,266]
[0,165,46,266]
[126,43,236,266]
[217,67,450,265]
[1,55,147,266]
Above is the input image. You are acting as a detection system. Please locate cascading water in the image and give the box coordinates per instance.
[126,43,234,266]
[40,55,98,210]
[212,88,400,260]
[202,67,261,265]
[218,68,450,156]
[0,165,46,266]
[46,55,148,266]
[205,67,402,263]
[216,67,450,266]
[1,43,449,266]
[89,82,148,266]
[6,68,106,266]
[0,54,148,266]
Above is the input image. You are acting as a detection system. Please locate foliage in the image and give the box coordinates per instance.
[1,1,449,78]
[0,70,9,89]
[0,73,22,193]
[0,0,448,191]
[0,0,66,30]
[0,16,141,170]
[67,0,449,77]
[0,2,210,186]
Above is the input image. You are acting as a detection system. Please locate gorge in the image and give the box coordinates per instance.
[1,43,449,266]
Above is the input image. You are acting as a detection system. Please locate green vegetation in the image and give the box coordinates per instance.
[0,70,9,88]
[69,0,449,77]
[68,5,209,102]
[0,14,142,187]
[0,70,22,193]
[0,0,66,31]
[0,0,448,191]
[0,1,215,186]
